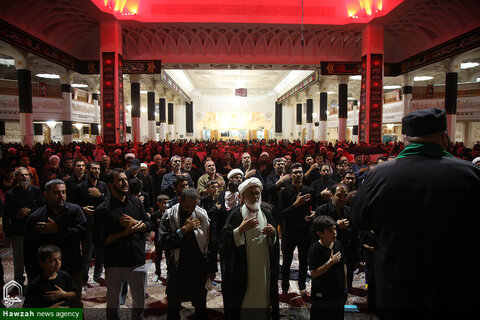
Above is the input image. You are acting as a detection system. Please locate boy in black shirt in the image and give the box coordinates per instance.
[308,215,347,320]
[23,245,76,308]
[151,194,169,280]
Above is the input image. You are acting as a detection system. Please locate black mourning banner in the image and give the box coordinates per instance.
[131,82,141,118]
[62,121,72,135]
[186,101,193,133]
[306,99,313,123]
[168,103,174,125]
[445,72,458,114]
[148,92,156,121]
[320,92,328,121]
[159,98,166,123]
[34,123,43,135]
[338,83,348,119]
[296,103,302,125]
[18,69,32,113]
[275,102,282,133]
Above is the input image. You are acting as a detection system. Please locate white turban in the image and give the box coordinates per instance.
[125,153,135,160]
[238,177,263,194]
[227,168,244,180]
[473,157,480,165]
[49,155,60,163]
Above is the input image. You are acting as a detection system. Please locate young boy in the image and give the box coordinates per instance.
[151,194,169,280]
[308,215,347,320]
[23,244,76,308]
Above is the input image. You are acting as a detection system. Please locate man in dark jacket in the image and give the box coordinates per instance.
[24,179,86,307]
[352,108,480,320]
[3,167,44,286]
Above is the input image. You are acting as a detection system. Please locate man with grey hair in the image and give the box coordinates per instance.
[219,177,279,320]
[161,155,193,198]
[197,160,225,197]
[159,188,217,320]
[3,167,44,286]
[24,179,86,307]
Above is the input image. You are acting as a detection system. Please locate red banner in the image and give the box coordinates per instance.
[359,55,367,142]
[102,52,116,144]
[369,54,383,143]
[38,82,47,97]
[235,88,247,97]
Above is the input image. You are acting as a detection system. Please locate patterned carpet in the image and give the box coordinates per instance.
[0,235,376,319]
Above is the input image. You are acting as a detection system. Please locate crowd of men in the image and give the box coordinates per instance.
[1,118,480,319]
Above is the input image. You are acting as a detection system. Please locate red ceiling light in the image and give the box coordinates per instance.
[103,0,138,16]
[347,0,384,19]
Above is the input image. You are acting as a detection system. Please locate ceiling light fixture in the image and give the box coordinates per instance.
[0,58,15,66]
[460,62,479,69]
[274,70,305,93]
[384,85,401,89]
[36,73,60,79]
[414,76,433,81]
[350,75,362,80]
[71,84,89,88]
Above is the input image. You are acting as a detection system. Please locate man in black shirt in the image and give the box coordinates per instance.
[3,167,45,286]
[149,154,168,200]
[93,168,152,320]
[24,179,86,308]
[265,158,290,226]
[73,161,110,286]
[279,163,315,296]
[65,159,86,203]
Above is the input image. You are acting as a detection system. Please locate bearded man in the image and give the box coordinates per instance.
[219,177,279,320]
[93,168,152,320]
[3,167,44,286]
[24,179,86,307]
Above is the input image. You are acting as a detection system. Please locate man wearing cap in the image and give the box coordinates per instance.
[124,152,136,170]
[472,156,480,167]
[219,177,279,320]
[41,155,61,190]
[215,168,244,235]
[352,108,480,319]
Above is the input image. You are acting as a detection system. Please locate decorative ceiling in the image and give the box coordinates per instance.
[0,0,479,103]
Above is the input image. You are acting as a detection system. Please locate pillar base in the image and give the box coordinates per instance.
[447,114,456,141]
[338,118,347,142]
[148,120,156,142]
[319,121,328,142]
[132,117,141,144]
[20,112,34,147]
